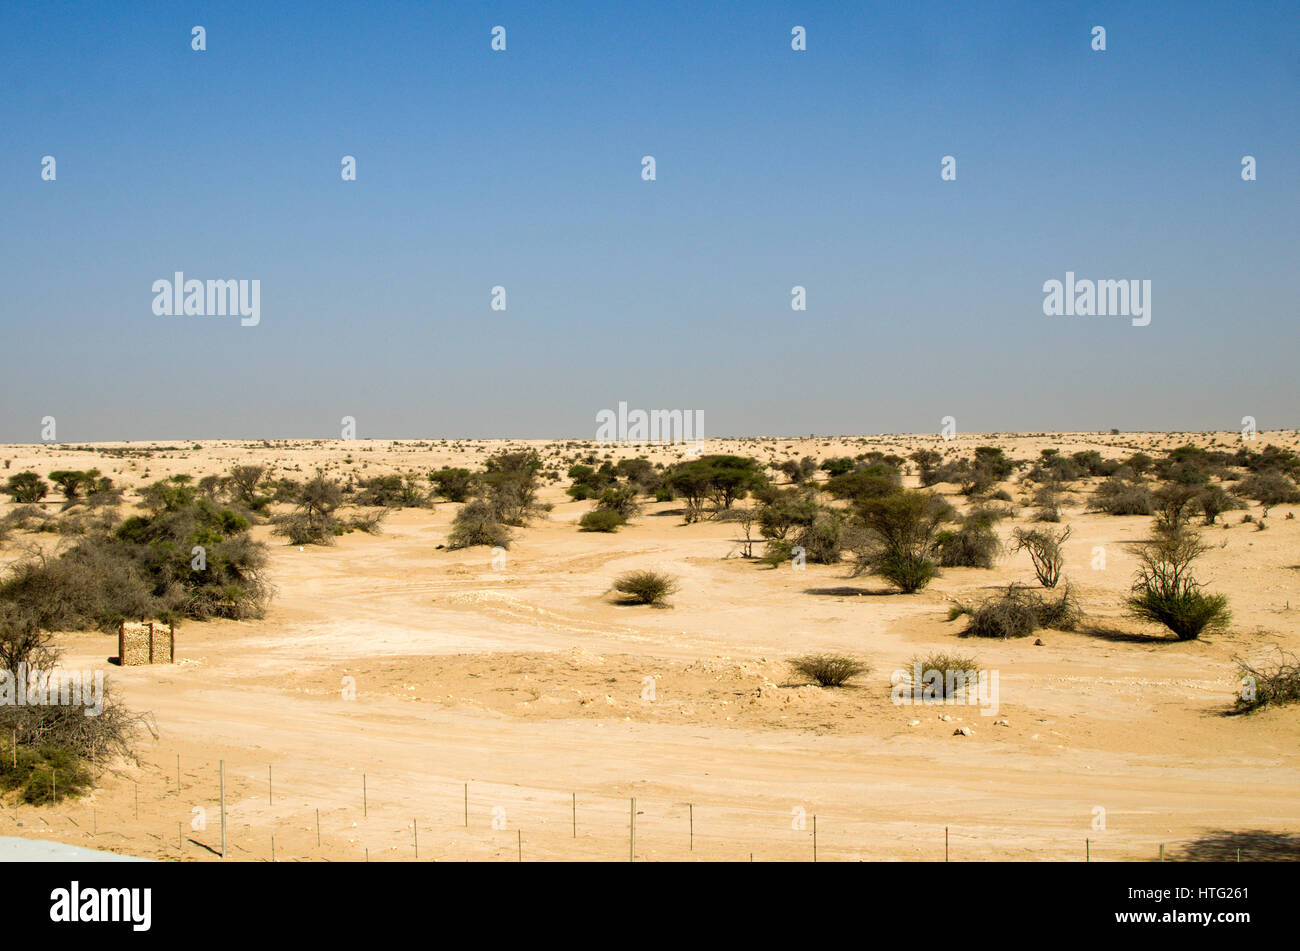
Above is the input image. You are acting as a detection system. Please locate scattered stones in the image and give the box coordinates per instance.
[994,719,1010,727]
[908,719,921,727]
[954,726,973,736]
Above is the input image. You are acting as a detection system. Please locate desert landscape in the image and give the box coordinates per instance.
[2,432,1297,862]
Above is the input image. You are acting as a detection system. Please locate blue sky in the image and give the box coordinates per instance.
[1,0,1296,441]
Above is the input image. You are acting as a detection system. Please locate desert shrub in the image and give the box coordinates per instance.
[937,510,1002,568]
[47,469,99,501]
[789,654,870,687]
[0,742,95,805]
[345,508,388,534]
[611,570,679,607]
[823,463,902,503]
[1025,450,1083,484]
[1010,526,1070,588]
[430,467,478,503]
[1234,471,1300,509]
[3,487,269,628]
[484,450,546,525]
[963,585,1038,638]
[796,511,844,564]
[1125,527,1230,640]
[1125,452,1154,476]
[1152,483,1202,532]
[272,472,344,545]
[667,455,766,519]
[0,605,154,805]
[755,488,819,540]
[5,472,48,503]
[447,498,513,549]
[566,463,615,501]
[1031,586,1081,630]
[1090,477,1153,516]
[1197,484,1243,525]
[909,653,981,699]
[1234,650,1300,712]
[354,474,428,508]
[1031,483,1062,521]
[594,485,641,521]
[579,509,625,533]
[819,457,856,477]
[614,458,662,495]
[777,456,819,484]
[846,490,953,593]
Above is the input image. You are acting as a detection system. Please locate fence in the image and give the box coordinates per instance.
[0,741,1274,862]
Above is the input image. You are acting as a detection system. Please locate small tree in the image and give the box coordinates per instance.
[48,470,96,501]
[273,472,343,545]
[5,472,48,503]
[228,465,271,512]
[1010,526,1070,588]
[1152,483,1201,532]
[430,467,477,503]
[847,489,954,593]
[1126,527,1230,640]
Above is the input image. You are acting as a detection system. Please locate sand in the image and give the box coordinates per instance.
[1,432,1297,862]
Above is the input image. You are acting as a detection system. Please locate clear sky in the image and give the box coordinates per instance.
[1,0,1296,442]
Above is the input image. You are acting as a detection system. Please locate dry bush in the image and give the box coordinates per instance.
[447,498,512,549]
[612,570,679,607]
[909,653,981,699]
[1235,650,1300,712]
[1011,526,1070,588]
[789,654,870,687]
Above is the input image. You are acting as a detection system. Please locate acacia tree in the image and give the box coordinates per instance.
[5,472,48,503]
[273,471,343,544]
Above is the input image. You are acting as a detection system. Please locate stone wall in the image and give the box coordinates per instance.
[117,620,175,666]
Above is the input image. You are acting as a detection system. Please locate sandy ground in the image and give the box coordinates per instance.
[1,433,1298,862]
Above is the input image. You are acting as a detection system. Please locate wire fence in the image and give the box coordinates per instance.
[2,742,1270,862]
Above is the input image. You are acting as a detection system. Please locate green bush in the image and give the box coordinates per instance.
[447,498,513,549]
[937,512,1002,568]
[611,570,679,606]
[4,472,48,503]
[848,490,954,593]
[1090,477,1153,515]
[579,509,625,532]
[271,472,344,545]
[1234,471,1300,508]
[0,742,95,805]
[1125,528,1230,640]
[430,467,478,503]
